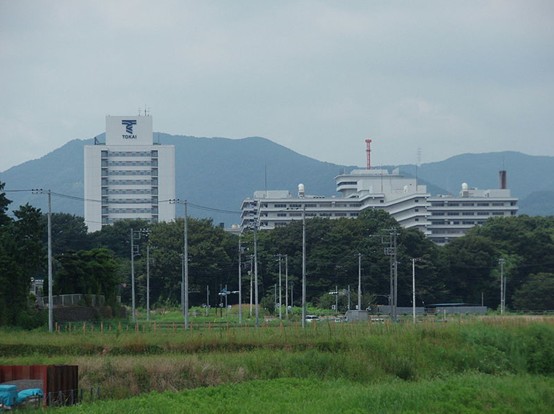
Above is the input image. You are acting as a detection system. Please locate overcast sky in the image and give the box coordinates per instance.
[1,0,553,172]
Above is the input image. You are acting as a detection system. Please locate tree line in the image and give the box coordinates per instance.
[1,180,553,327]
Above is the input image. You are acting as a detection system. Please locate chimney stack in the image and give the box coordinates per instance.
[499,170,507,189]
[365,139,372,169]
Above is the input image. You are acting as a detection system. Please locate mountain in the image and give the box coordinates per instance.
[1,136,553,227]
[0,134,357,226]
[397,152,554,215]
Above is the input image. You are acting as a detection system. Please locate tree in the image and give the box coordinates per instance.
[41,213,90,254]
[441,235,499,305]
[54,248,121,306]
[0,194,45,327]
[465,216,554,307]
[0,181,11,227]
[512,273,554,311]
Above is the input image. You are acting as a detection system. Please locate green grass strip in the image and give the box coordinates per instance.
[51,374,553,414]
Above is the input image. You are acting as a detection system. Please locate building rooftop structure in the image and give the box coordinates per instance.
[427,176,518,245]
[241,167,430,235]
[240,143,518,244]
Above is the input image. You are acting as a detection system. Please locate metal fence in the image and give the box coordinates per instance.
[37,294,106,308]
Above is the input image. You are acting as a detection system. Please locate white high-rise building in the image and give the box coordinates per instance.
[84,115,175,232]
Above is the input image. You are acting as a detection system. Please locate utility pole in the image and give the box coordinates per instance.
[130,228,149,324]
[335,285,339,313]
[392,230,398,322]
[358,253,362,311]
[130,228,137,323]
[170,199,189,329]
[347,285,351,310]
[146,242,150,322]
[254,223,259,327]
[499,258,505,314]
[33,189,54,332]
[238,233,242,324]
[249,255,253,318]
[411,258,421,325]
[285,255,289,319]
[184,201,189,329]
[301,204,307,328]
[277,254,283,319]
[383,230,398,322]
[291,282,294,311]
[45,190,53,333]
[206,285,210,316]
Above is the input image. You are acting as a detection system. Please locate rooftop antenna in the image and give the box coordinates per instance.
[264,164,268,198]
[365,139,372,169]
[416,147,422,180]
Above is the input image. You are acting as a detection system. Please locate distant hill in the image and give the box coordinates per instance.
[1,136,553,227]
[0,134,357,226]
[398,152,554,216]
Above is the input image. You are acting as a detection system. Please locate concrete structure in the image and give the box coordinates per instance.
[241,167,430,233]
[427,183,518,245]
[84,115,175,232]
[240,167,518,244]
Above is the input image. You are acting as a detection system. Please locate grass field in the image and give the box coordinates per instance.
[1,315,553,412]
[51,375,554,414]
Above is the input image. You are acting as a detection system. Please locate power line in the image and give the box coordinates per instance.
[6,190,241,215]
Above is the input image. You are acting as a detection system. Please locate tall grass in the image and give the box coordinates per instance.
[2,317,553,400]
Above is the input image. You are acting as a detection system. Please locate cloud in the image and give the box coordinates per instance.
[0,0,553,172]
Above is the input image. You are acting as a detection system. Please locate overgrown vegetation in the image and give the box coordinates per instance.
[2,319,553,399]
[2,178,554,331]
[0,318,551,412]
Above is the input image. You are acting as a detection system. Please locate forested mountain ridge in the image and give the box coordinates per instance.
[1,134,553,227]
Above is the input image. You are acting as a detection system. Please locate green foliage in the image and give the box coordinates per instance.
[54,248,121,306]
[512,273,554,311]
[442,235,499,304]
[0,183,44,327]
[3,318,554,412]
[41,212,90,254]
[51,375,554,414]
[257,209,442,308]
[461,216,554,309]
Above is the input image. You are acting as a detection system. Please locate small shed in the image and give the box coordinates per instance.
[0,365,78,407]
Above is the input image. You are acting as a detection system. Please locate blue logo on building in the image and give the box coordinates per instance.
[121,120,137,134]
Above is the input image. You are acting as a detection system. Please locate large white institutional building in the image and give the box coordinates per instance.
[240,168,518,245]
[84,115,175,232]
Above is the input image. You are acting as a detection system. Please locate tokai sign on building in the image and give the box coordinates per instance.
[105,116,153,145]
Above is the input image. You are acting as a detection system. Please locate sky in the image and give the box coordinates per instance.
[1,0,553,172]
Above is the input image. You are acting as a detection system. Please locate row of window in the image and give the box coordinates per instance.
[430,201,512,207]
[271,202,360,209]
[103,169,155,176]
[257,212,360,219]
[103,208,159,214]
[431,211,508,217]
[429,220,487,226]
[101,150,158,157]
[103,160,157,167]
[102,216,159,225]
[103,179,158,185]
[104,189,154,195]
[103,198,156,204]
